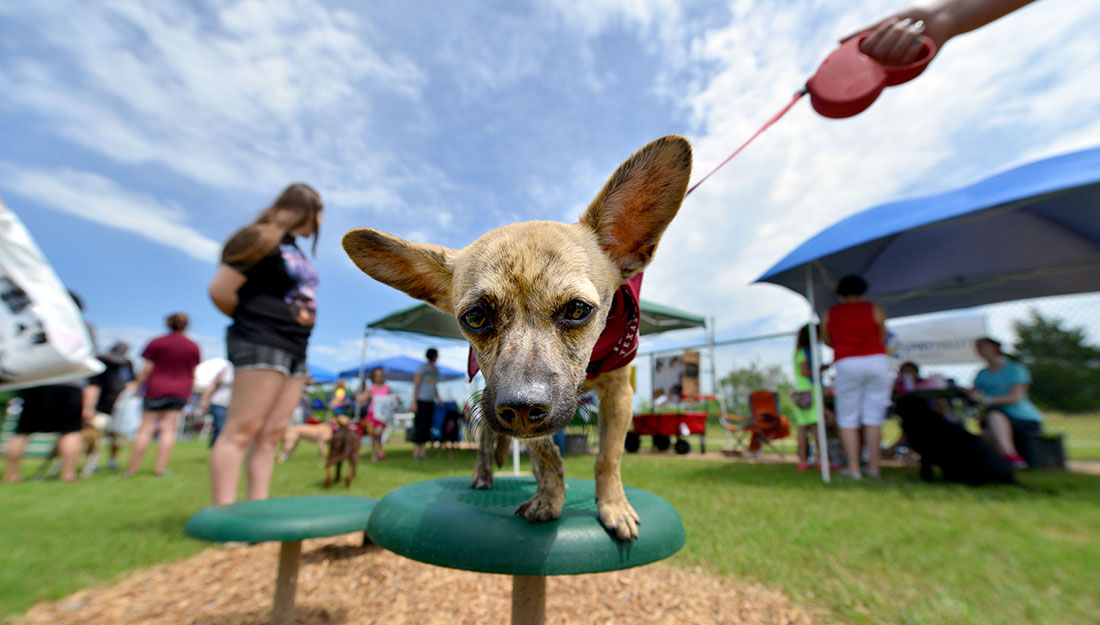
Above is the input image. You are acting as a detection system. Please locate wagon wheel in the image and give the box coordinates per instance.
[674,439,691,455]
[652,435,671,451]
[625,431,641,453]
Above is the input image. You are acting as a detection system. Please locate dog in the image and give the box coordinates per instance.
[344,136,692,540]
[279,421,332,463]
[33,415,107,480]
[324,417,361,488]
[895,395,1015,485]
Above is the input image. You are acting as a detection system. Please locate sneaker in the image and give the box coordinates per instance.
[107,459,119,471]
[796,462,811,471]
[1005,455,1029,470]
[839,470,862,480]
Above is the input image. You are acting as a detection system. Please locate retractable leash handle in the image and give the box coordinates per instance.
[805,34,938,119]
[685,33,938,194]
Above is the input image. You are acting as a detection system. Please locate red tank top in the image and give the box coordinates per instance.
[827,301,886,361]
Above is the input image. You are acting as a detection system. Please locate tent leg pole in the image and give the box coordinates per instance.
[806,265,831,484]
[354,327,370,420]
[707,317,728,416]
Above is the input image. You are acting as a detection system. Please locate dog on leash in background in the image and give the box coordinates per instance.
[896,395,1016,485]
[33,415,106,480]
[324,417,361,488]
[343,136,692,540]
[279,421,332,464]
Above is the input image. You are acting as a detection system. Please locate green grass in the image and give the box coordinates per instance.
[3,439,1099,625]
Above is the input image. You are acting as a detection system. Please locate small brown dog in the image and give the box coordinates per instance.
[324,417,361,489]
[34,416,106,480]
[279,421,332,463]
[343,136,691,540]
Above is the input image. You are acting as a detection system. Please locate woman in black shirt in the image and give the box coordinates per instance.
[208,183,322,505]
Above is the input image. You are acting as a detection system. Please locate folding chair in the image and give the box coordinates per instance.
[720,390,791,458]
[720,411,753,456]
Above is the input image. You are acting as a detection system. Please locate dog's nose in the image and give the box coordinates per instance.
[496,383,551,430]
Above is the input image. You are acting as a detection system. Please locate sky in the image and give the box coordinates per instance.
[2,0,1099,376]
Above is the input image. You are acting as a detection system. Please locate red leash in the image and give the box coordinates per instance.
[685,88,806,197]
[684,34,936,196]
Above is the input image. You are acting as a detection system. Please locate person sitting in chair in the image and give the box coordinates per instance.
[965,337,1042,469]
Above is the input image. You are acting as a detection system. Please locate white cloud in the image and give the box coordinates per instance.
[0,1,429,213]
[0,163,221,263]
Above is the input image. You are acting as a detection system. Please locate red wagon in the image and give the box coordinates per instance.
[626,394,715,455]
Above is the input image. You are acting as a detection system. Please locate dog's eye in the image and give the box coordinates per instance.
[461,307,489,331]
[563,300,594,323]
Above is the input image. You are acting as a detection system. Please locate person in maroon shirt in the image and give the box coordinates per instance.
[124,312,200,477]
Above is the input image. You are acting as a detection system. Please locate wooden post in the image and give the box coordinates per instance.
[272,540,302,625]
[511,575,546,625]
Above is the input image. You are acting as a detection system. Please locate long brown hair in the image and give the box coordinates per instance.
[221,183,323,267]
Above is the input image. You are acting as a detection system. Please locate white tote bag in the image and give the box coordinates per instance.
[0,200,103,390]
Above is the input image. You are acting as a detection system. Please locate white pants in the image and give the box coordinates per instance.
[833,354,893,429]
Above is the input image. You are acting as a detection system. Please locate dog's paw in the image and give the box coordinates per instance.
[470,466,494,490]
[598,498,641,542]
[515,492,563,523]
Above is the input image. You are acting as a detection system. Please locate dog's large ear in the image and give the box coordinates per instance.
[342,228,456,313]
[580,135,692,277]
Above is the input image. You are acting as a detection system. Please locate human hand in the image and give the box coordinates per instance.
[840,8,948,66]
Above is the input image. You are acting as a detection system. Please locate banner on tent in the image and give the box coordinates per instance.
[887,314,987,365]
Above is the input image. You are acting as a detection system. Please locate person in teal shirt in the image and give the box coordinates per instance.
[967,337,1042,469]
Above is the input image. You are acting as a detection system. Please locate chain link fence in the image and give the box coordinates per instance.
[634,293,1100,461]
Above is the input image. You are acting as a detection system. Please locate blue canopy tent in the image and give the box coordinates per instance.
[337,355,464,383]
[307,364,338,384]
[756,146,1100,482]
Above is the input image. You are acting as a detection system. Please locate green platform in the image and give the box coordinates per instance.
[366,477,685,576]
[186,495,378,625]
[185,496,377,543]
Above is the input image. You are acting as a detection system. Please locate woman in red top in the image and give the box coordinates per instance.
[821,275,892,479]
[125,312,200,477]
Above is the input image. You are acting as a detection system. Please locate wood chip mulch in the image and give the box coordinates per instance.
[14,534,822,625]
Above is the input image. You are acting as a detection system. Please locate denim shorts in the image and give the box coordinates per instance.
[227,336,309,378]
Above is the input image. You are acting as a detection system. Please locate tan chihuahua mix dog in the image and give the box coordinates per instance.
[343,135,691,540]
